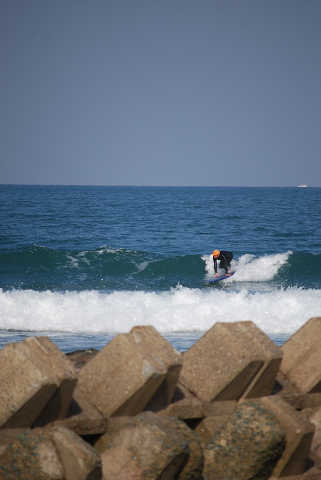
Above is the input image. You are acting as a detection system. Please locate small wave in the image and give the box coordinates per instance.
[202,251,291,282]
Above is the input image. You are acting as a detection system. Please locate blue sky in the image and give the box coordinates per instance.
[1,0,321,186]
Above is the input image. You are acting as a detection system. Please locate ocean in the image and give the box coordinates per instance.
[1,184,321,353]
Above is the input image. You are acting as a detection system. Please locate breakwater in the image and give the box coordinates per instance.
[1,318,321,479]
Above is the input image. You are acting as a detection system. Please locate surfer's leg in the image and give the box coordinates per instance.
[220,260,228,274]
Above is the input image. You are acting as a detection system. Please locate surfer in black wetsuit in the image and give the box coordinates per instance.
[212,249,233,276]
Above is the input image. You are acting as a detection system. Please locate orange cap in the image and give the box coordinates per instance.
[212,249,220,257]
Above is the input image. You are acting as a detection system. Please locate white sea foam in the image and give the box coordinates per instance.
[202,251,292,281]
[1,284,320,338]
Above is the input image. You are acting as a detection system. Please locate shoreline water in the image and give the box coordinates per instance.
[0,329,290,354]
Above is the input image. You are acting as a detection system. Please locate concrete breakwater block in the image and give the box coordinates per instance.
[129,325,182,411]
[281,317,321,394]
[0,337,77,429]
[178,321,283,402]
[310,404,321,465]
[195,400,237,447]
[95,412,203,480]
[203,401,285,479]
[74,325,182,418]
[0,426,102,479]
[258,395,315,477]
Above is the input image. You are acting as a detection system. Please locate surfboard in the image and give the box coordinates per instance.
[208,271,235,283]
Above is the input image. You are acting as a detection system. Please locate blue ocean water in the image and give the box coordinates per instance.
[1,185,321,352]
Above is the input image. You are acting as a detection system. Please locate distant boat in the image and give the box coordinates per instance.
[297,184,308,188]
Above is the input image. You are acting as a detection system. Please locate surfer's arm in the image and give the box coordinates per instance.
[213,257,218,273]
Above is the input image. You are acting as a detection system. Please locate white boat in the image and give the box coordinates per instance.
[297,184,308,188]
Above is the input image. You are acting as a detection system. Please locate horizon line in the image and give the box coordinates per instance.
[0,183,317,188]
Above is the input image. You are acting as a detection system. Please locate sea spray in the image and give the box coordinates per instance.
[1,285,320,338]
[202,251,292,282]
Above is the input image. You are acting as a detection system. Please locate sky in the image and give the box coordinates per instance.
[1,0,321,187]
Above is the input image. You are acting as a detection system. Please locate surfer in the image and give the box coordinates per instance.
[212,249,233,277]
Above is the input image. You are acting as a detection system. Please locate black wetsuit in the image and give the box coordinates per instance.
[213,251,233,274]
